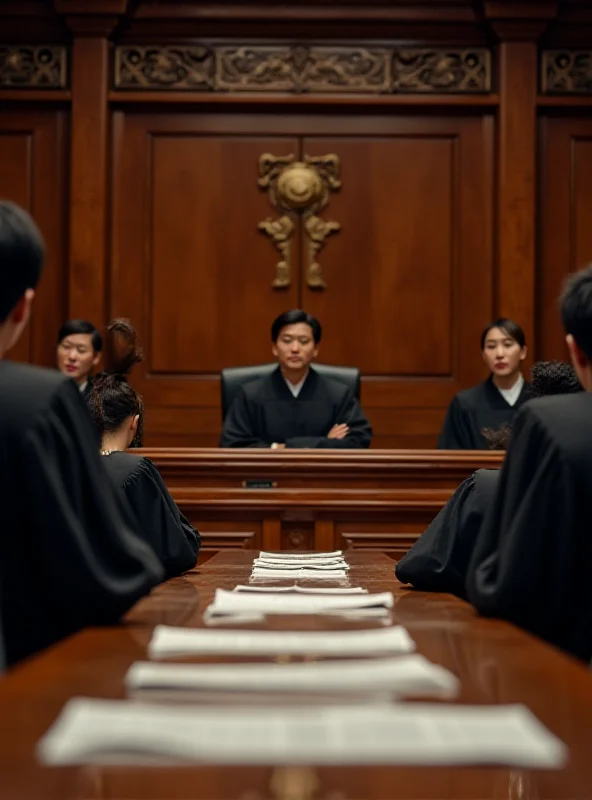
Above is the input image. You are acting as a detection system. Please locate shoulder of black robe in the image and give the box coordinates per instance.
[286,370,372,449]
[437,378,533,450]
[0,361,164,667]
[219,376,271,448]
[466,392,592,662]
[395,469,500,599]
[102,453,200,579]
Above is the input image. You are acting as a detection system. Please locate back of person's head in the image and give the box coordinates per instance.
[561,265,592,361]
[530,360,583,398]
[0,201,45,323]
[480,318,526,350]
[86,319,144,446]
[271,309,322,344]
[57,319,103,353]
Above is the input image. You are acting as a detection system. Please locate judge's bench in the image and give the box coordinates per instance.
[136,448,504,563]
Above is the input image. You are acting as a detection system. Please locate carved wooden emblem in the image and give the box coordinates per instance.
[0,46,67,88]
[542,50,592,94]
[257,154,341,289]
[114,45,491,94]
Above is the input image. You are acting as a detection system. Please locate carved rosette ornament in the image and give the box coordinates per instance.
[257,154,341,289]
[541,51,592,94]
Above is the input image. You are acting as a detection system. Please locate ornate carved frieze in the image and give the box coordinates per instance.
[114,44,492,94]
[0,46,68,89]
[541,50,592,94]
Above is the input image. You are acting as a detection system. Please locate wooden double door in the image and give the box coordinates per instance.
[112,109,494,447]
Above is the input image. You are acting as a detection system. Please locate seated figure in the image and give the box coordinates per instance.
[86,319,200,579]
[220,309,372,449]
[396,361,582,600]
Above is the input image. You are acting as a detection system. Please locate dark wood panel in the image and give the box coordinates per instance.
[0,110,67,367]
[539,116,592,360]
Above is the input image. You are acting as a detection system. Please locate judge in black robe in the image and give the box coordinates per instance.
[101,452,200,579]
[0,362,164,667]
[466,393,592,663]
[437,375,532,450]
[220,366,372,449]
[395,469,500,599]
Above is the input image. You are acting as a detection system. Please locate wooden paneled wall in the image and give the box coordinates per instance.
[1,1,592,449]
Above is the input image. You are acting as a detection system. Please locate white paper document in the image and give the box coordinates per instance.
[251,569,348,580]
[148,624,415,658]
[38,699,567,768]
[234,585,367,594]
[253,561,347,571]
[259,551,343,560]
[125,654,459,698]
[206,588,393,617]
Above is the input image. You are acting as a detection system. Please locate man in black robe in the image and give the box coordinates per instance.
[438,318,532,449]
[467,266,592,662]
[220,309,372,449]
[396,361,583,600]
[56,319,102,398]
[0,201,163,667]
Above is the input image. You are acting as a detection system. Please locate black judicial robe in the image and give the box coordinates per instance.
[220,366,372,449]
[0,361,163,667]
[102,453,200,579]
[466,393,592,663]
[438,376,532,450]
[395,469,500,600]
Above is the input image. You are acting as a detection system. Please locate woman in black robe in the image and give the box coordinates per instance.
[86,320,200,579]
[396,361,583,600]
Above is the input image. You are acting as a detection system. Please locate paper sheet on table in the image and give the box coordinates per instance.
[206,588,393,616]
[148,624,415,658]
[234,585,367,594]
[259,551,342,560]
[253,561,347,571]
[254,557,346,566]
[38,699,567,768]
[251,569,348,580]
[125,654,458,697]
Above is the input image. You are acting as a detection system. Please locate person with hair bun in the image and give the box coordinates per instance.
[86,319,200,579]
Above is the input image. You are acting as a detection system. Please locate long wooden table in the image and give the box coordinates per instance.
[138,449,504,560]
[1,551,592,799]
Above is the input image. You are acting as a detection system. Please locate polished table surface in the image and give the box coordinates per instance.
[1,551,592,799]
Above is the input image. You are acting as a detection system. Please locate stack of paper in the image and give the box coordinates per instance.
[205,588,393,618]
[38,698,567,768]
[125,654,459,698]
[148,624,415,658]
[233,585,367,594]
[251,550,349,580]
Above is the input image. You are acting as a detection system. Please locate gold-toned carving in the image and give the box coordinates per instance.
[114,46,214,89]
[257,154,340,290]
[113,44,491,95]
[217,45,389,94]
[392,49,491,93]
[0,46,67,89]
[542,50,592,94]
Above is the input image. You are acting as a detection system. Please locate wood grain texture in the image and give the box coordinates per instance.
[1,551,592,798]
[539,116,592,360]
[0,109,67,366]
[68,37,109,324]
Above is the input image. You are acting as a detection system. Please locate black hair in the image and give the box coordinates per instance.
[560,264,592,361]
[0,201,45,323]
[530,360,583,398]
[271,309,322,344]
[480,318,526,350]
[57,319,103,353]
[86,319,144,447]
[481,423,512,451]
